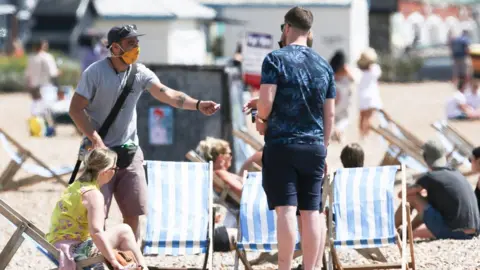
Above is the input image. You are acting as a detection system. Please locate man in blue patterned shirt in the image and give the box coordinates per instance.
[255,6,336,270]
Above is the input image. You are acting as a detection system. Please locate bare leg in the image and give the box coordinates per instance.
[395,193,429,231]
[315,213,327,269]
[359,111,365,138]
[123,215,141,243]
[276,206,297,270]
[361,109,375,137]
[103,224,147,267]
[299,210,321,270]
[412,224,435,239]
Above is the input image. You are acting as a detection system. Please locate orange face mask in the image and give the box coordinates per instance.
[119,46,140,65]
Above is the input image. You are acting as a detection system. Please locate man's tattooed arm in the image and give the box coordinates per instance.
[176,93,187,108]
[150,83,199,110]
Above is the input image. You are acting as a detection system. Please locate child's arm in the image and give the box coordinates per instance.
[372,64,382,79]
[82,190,122,268]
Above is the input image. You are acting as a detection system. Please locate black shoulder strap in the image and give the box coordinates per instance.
[98,63,137,139]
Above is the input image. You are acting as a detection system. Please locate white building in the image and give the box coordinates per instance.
[201,0,369,64]
[93,0,216,65]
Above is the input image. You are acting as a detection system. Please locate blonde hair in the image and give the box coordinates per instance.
[77,148,117,183]
[357,47,378,70]
[196,137,230,162]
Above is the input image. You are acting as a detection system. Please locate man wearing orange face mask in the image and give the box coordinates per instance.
[69,24,221,242]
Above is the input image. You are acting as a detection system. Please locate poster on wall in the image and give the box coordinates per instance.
[242,32,274,89]
[149,106,173,145]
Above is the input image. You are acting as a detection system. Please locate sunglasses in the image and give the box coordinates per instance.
[119,24,137,35]
[110,166,119,173]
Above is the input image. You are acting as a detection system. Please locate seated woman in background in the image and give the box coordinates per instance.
[196,137,244,199]
[46,149,147,270]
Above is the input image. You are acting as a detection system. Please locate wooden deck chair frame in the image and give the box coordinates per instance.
[430,122,474,158]
[141,161,215,270]
[324,164,416,270]
[0,199,104,270]
[0,128,70,191]
[377,110,424,150]
[234,172,331,270]
[185,150,241,205]
[232,129,264,151]
[371,125,427,169]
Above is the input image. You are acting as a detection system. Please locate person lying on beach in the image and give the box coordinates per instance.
[395,140,480,240]
[46,149,148,270]
[446,78,480,120]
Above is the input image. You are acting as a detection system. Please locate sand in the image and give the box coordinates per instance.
[0,81,479,269]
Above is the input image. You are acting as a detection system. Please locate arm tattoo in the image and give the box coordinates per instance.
[176,93,186,108]
[159,86,167,92]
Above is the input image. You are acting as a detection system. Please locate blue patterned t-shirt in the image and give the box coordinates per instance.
[260,45,336,146]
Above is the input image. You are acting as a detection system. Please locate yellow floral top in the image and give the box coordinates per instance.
[46,180,98,244]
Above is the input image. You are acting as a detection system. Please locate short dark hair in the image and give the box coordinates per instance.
[329,50,346,73]
[284,6,313,32]
[340,143,365,168]
[472,146,480,159]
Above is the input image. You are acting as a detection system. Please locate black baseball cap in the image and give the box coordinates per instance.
[106,24,145,48]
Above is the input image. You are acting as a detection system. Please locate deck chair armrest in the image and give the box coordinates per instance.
[76,255,105,268]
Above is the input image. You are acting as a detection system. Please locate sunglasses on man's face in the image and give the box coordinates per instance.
[119,24,137,35]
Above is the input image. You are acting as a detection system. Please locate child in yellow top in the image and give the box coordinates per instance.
[47,148,147,269]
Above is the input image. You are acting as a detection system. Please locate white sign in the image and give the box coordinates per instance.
[242,32,274,76]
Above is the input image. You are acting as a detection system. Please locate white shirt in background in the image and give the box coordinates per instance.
[357,63,383,110]
[25,51,59,88]
[465,90,480,109]
[446,91,467,118]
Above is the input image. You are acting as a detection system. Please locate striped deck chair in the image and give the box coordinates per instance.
[234,172,301,270]
[326,165,416,270]
[377,110,424,150]
[0,199,104,270]
[185,150,241,206]
[372,112,427,174]
[143,161,214,270]
[431,120,474,159]
[0,128,71,191]
[371,126,427,174]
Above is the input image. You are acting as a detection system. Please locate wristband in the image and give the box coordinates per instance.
[196,100,201,111]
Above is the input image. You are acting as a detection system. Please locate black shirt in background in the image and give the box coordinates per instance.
[416,167,480,231]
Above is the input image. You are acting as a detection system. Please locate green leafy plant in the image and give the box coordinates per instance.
[0,51,81,93]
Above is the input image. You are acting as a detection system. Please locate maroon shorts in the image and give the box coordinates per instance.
[101,148,147,217]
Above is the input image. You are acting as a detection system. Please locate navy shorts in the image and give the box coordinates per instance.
[423,204,476,240]
[262,144,326,211]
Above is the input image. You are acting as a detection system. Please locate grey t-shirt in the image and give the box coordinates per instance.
[76,58,160,146]
[416,167,480,231]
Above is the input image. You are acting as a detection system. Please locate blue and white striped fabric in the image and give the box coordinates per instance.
[237,172,301,252]
[143,161,212,256]
[332,166,398,249]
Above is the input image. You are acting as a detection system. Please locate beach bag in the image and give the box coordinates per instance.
[105,250,142,270]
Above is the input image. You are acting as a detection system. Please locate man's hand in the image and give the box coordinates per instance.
[90,133,107,150]
[198,101,220,116]
[109,259,125,269]
[243,97,259,114]
[255,116,267,135]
